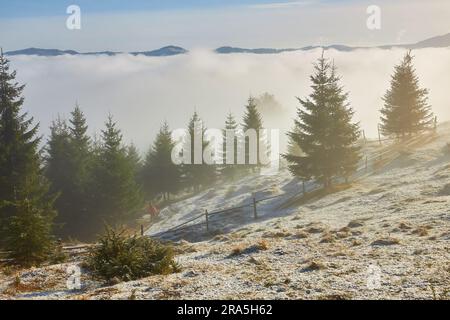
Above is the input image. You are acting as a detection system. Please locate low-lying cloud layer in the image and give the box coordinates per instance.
[9,48,450,153]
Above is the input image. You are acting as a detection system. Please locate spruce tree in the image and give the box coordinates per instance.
[242,96,265,169]
[380,51,434,137]
[126,143,142,182]
[286,125,302,158]
[3,199,56,267]
[284,54,361,188]
[45,117,73,236]
[221,112,240,180]
[67,105,92,237]
[0,50,56,264]
[68,105,91,187]
[181,112,216,192]
[45,106,92,239]
[142,122,181,201]
[91,115,143,230]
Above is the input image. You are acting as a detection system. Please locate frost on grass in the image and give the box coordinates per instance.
[2,124,450,299]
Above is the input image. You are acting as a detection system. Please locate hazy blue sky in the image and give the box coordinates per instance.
[4,0,320,17]
[1,0,449,51]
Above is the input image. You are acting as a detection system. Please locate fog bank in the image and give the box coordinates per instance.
[9,48,450,153]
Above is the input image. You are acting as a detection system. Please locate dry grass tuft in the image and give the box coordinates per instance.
[294,231,309,239]
[230,240,269,257]
[256,239,269,251]
[173,242,197,254]
[230,245,245,256]
[213,234,231,242]
[371,237,400,246]
[347,220,364,228]
[412,227,429,237]
[263,230,292,238]
[155,289,182,299]
[399,222,412,230]
[319,293,353,300]
[247,257,262,265]
[302,260,326,272]
[333,228,350,239]
[306,226,325,234]
[320,233,335,243]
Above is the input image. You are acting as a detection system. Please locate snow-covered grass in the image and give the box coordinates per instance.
[1,124,450,300]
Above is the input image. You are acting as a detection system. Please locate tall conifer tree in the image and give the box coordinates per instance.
[126,143,142,181]
[45,117,73,236]
[91,115,143,230]
[45,106,92,239]
[0,50,56,265]
[69,105,91,186]
[181,112,216,192]
[284,53,360,188]
[142,122,181,201]
[242,97,265,170]
[380,51,434,137]
[221,112,240,180]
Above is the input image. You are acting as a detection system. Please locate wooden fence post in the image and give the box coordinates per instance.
[365,156,368,170]
[378,124,382,146]
[302,181,306,194]
[205,209,209,232]
[253,197,258,219]
[362,130,366,144]
[140,225,144,236]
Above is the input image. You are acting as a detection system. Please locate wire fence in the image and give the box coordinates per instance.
[144,131,437,240]
[152,192,289,238]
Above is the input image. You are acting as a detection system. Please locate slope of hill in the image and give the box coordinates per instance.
[130,46,188,56]
[410,33,450,49]
[1,124,449,299]
[4,48,80,56]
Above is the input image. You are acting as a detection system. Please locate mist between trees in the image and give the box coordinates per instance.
[0,49,434,266]
[170,123,280,174]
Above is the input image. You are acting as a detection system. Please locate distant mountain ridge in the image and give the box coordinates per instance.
[130,46,188,56]
[4,33,450,57]
[215,44,354,54]
[216,33,450,54]
[5,46,188,57]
